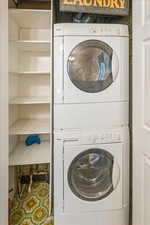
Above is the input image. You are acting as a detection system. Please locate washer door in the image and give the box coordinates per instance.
[68,149,120,201]
[67,40,119,93]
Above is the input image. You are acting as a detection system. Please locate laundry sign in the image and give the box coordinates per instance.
[60,0,129,16]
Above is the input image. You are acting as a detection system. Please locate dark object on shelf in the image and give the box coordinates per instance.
[25,135,41,146]
[9,188,14,194]
[20,175,30,184]
[96,15,126,24]
[17,164,50,197]
[12,0,20,7]
[73,13,97,23]
[20,174,49,184]
[33,174,49,183]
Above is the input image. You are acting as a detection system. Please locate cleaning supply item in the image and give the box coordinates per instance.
[25,135,41,146]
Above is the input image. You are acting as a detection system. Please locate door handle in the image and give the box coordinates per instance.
[64,138,79,142]
[112,51,119,81]
[112,159,120,189]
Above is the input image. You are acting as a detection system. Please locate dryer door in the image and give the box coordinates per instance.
[67,40,119,93]
[67,148,120,202]
[63,36,128,103]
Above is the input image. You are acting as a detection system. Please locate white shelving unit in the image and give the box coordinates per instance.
[10,96,51,104]
[9,141,50,166]
[0,3,53,224]
[10,118,50,135]
[12,71,50,75]
[10,40,51,51]
[9,9,51,29]
[9,9,52,166]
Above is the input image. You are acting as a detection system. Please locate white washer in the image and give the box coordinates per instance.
[54,23,129,104]
[54,23,129,130]
[54,127,129,225]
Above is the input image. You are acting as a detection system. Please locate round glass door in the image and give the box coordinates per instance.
[67,40,119,93]
[68,149,119,201]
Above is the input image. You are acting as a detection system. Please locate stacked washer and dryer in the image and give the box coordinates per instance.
[54,23,129,225]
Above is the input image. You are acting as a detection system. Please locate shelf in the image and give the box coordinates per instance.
[10,119,50,135]
[11,71,50,75]
[9,9,51,29]
[10,96,51,104]
[13,40,50,43]
[9,141,50,166]
[10,40,51,52]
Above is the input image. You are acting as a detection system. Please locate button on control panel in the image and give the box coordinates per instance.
[89,27,121,36]
[80,130,122,145]
[90,27,97,34]
[95,131,121,144]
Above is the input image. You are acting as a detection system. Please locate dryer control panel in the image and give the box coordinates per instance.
[54,23,129,37]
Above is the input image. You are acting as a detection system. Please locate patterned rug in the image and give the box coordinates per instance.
[10,183,53,225]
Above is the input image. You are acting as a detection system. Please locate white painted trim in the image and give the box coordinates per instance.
[0,0,8,224]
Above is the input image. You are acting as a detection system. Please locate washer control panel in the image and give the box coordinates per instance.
[61,128,128,145]
[95,131,121,144]
[80,130,122,145]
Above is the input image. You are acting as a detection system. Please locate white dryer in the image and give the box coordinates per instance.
[54,23,129,104]
[54,127,129,225]
[54,23,129,130]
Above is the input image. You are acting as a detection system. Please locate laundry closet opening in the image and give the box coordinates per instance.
[53,1,132,225]
[8,1,53,225]
[7,0,132,224]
